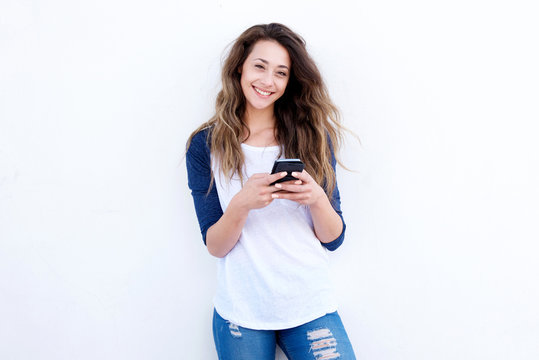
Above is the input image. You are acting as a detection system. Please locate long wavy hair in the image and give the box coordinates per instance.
[187,23,347,196]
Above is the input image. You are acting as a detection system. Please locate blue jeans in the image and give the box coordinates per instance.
[213,309,356,359]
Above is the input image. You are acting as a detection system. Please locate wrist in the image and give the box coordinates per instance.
[309,190,329,210]
[229,193,251,217]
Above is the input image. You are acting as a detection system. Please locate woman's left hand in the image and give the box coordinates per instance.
[271,170,326,206]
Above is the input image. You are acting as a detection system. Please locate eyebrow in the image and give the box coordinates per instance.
[253,58,289,70]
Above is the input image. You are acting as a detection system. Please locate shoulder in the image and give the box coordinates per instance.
[188,126,212,153]
[186,126,213,173]
[186,126,214,163]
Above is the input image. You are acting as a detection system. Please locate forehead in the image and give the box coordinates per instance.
[246,40,291,67]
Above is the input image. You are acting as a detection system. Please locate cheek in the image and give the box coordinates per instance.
[240,74,252,94]
[240,72,256,90]
[278,79,289,93]
[239,72,246,86]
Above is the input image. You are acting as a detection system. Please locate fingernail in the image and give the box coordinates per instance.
[275,183,282,188]
[291,172,297,177]
[281,172,287,176]
[295,180,301,185]
[272,194,278,199]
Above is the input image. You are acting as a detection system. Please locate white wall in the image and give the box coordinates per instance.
[1,0,538,359]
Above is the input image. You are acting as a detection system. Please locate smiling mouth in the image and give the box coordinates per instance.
[253,86,273,96]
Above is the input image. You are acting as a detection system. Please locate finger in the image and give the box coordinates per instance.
[269,186,285,193]
[277,179,302,186]
[274,183,305,193]
[267,171,287,185]
[291,170,311,182]
[261,193,276,205]
[249,173,267,179]
[272,192,309,200]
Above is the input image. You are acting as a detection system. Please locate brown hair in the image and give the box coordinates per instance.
[187,23,347,196]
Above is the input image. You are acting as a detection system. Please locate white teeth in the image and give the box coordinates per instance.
[254,87,271,96]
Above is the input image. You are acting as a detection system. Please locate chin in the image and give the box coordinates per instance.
[247,99,274,111]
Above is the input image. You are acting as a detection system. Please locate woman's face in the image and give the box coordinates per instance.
[240,40,291,113]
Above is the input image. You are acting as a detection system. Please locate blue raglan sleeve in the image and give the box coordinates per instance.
[186,130,224,245]
[320,146,346,251]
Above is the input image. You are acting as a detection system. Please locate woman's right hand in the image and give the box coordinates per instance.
[232,171,288,211]
[206,171,287,257]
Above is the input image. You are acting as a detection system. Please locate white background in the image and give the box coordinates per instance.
[1,0,538,359]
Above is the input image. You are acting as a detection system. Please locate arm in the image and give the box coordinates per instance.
[186,131,287,257]
[271,153,346,251]
[206,172,287,257]
[206,172,286,257]
[186,130,242,257]
[186,130,223,245]
[204,195,249,258]
[272,171,345,248]
[309,186,345,244]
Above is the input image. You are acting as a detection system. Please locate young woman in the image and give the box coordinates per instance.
[186,23,356,359]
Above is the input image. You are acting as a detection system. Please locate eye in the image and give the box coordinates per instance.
[255,64,265,69]
[277,71,288,77]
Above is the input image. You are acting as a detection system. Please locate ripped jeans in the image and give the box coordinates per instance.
[213,309,357,360]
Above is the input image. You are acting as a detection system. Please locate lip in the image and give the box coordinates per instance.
[253,86,274,97]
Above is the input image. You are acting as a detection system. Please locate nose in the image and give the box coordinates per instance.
[260,71,273,87]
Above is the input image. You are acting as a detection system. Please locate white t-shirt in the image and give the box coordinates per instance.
[212,143,337,330]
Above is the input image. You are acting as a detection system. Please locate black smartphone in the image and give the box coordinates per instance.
[270,159,305,185]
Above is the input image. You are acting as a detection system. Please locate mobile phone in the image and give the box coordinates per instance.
[270,159,304,185]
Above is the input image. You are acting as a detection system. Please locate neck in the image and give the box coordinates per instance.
[244,105,275,131]
[242,105,278,146]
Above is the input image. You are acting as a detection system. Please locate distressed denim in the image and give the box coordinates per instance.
[213,309,357,360]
